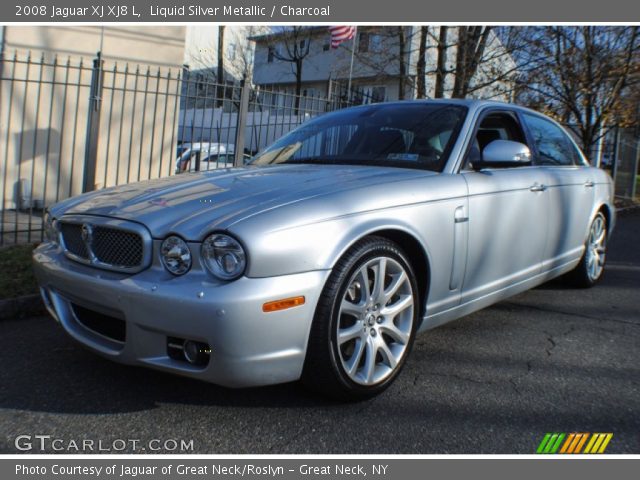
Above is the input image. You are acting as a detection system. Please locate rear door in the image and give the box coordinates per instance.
[521,113,595,270]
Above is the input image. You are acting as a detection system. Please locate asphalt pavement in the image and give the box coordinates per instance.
[1,211,638,454]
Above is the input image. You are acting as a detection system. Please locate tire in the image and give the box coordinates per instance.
[566,211,608,288]
[302,236,420,400]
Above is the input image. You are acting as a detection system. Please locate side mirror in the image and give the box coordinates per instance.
[472,140,532,169]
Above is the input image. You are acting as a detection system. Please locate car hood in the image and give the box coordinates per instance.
[57,165,436,239]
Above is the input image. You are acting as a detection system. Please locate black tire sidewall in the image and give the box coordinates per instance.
[323,238,420,397]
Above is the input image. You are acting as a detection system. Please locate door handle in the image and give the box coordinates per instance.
[584,181,595,188]
[454,206,469,223]
[529,183,546,192]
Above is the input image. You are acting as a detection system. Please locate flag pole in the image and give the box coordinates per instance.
[347,28,356,103]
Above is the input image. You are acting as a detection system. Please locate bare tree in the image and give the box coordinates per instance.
[184,26,263,110]
[268,27,312,112]
[397,27,408,100]
[412,26,520,100]
[451,27,493,98]
[515,26,640,153]
[416,27,428,99]
[434,26,448,98]
[346,27,415,101]
[186,27,263,80]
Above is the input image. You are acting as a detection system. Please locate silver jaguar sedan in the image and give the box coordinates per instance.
[33,100,614,399]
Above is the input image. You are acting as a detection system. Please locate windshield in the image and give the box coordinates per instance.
[251,103,467,172]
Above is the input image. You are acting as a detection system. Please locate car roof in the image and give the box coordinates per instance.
[347,99,543,117]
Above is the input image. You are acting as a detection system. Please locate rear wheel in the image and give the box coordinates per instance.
[567,212,608,288]
[302,236,419,400]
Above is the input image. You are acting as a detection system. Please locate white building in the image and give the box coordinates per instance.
[184,26,269,82]
[251,26,517,102]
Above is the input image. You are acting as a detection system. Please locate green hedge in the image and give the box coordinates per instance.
[0,244,38,300]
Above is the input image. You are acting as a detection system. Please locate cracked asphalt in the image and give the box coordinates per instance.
[1,211,638,454]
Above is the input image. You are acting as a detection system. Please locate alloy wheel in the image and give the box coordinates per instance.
[586,214,607,282]
[336,256,414,386]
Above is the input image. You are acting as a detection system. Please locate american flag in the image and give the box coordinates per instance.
[329,26,357,49]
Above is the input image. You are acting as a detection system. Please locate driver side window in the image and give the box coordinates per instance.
[465,112,527,169]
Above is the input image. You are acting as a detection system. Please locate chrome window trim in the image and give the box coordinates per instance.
[58,214,152,274]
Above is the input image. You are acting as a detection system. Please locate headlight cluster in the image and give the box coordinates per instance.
[43,211,58,242]
[160,236,192,275]
[201,234,246,280]
[160,233,246,280]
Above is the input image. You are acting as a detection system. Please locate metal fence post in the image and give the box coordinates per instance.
[82,51,104,192]
[234,80,250,167]
[611,126,620,181]
[632,136,640,200]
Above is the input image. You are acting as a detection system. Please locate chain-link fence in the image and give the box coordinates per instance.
[0,51,380,245]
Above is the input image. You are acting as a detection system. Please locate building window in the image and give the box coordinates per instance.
[370,35,383,52]
[267,46,276,63]
[362,85,386,103]
[196,73,208,93]
[358,33,369,53]
[227,43,236,58]
[358,32,383,53]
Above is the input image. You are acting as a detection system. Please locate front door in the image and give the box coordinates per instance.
[461,111,549,304]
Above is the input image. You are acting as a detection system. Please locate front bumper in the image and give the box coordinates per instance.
[33,242,330,388]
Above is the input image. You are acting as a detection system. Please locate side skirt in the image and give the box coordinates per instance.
[419,258,580,332]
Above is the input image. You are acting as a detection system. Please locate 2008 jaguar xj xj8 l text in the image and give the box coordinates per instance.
[33,100,614,399]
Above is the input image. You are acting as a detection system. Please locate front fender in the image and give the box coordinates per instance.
[238,211,434,279]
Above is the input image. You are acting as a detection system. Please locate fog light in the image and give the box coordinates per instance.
[183,340,211,366]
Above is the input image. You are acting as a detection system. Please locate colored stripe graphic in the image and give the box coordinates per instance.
[573,433,589,453]
[584,433,613,454]
[564,433,586,453]
[549,433,566,453]
[537,433,552,453]
[597,433,614,453]
[584,434,599,453]
[537,433,613,454]
[559,433,576,454]
[537,433,566,454]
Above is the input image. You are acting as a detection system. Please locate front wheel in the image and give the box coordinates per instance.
[567,211,608,288]
[302,236,419,400]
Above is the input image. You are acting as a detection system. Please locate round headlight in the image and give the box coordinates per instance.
[160,236,192,275]
[201,233,246,280]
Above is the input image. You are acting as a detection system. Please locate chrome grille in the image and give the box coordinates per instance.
[91,226,143,267]
[59,223,89,259]
[59,218,148,272]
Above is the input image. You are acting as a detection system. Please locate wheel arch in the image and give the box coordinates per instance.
[598,203,613,231]
[330,226,432,321]
[585,202,614,245]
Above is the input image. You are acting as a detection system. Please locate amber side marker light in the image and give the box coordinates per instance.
[263,296,306,313]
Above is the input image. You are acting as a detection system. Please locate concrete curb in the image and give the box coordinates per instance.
[0,293,46,321]
[616,204,640,216]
